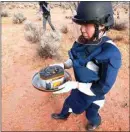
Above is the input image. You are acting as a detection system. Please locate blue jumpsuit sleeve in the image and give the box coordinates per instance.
[90,45,122,96]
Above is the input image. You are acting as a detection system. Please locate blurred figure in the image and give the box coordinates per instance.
[39,1,56,32]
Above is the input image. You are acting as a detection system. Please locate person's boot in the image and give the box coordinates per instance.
[51,113,71,120]
[86,122,101,131]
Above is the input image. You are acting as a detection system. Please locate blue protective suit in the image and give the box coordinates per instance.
[59,36,122,125]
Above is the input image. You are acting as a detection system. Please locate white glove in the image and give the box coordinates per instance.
[49,59,73,69]
[53,81,78,94]
[49,63,64,69]
[64,59,73,69]
[78,83,96,96]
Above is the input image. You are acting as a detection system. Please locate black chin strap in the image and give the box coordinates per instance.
[92,24,99,41]
[77,24,106,44]
[92,24,106,41]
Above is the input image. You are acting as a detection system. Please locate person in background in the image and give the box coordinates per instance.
[39,1,56,32]
[50,2,122,131]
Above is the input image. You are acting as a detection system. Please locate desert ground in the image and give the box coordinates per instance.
[2,2,129,131]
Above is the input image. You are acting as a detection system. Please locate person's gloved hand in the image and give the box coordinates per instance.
[53,81,78,94]
[49,63,64,69]
[64,59,73,69]
[50,58,73,70]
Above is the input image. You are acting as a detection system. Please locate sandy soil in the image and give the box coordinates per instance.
[2,4,129,131]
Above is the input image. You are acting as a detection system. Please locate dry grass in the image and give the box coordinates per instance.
[113,35,123,42]
[1,10,9,17]
[108,29,129,46]
[38,31,62,58]
[36,13,42,21]
[12,12,26,24]
[37,45,60,59]
[112,21,128,31]
[65,16,72,19]
[24,20,42,43]
[2,2,38,9]
[24,20,62,58]
[60,25,68,34]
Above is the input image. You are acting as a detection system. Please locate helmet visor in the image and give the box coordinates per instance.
[72,16,87,25]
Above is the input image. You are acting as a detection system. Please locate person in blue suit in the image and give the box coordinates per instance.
[51,2,122,131]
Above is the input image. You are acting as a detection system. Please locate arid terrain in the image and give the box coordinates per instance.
[2,2,129,131]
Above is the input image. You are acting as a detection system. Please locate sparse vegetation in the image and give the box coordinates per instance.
[24,21,62,58]
[24,20,42,43]
[36,13,42,21]
[1,10,9,17]
[65,16,72,19]
[112,21,128,31]
[60,25,68,34]
[38,31,62,58]
[12,12,26,24]
[113,35,123,42]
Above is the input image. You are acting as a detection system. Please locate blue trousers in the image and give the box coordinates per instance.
[59,89,103,125]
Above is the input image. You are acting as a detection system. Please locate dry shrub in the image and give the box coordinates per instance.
[17,5,24,9]
[113,35,123,42]
[23,4,28,8]
[60,2,70,10]
[112,21,128,31]
[38,31,62,58]
[8,5,13,9]
[65,16,72,19]
[36,13,42,21]
[60,25,68,34]
[1,10,9,17]
[24,20,42,43]
[9,4,15,9]
[12,12,26,24]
